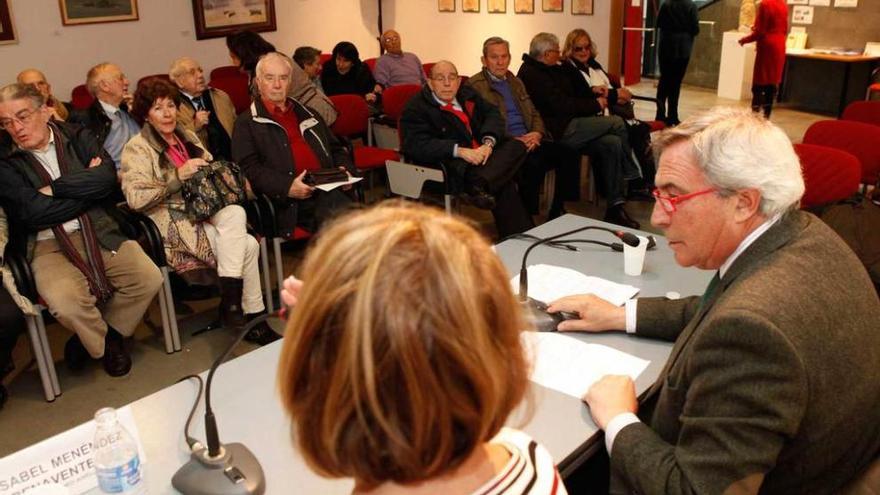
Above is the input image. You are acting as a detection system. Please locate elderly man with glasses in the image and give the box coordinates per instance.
[518,32,643,229]
[400,60,533,238]
[548,107,880,494]
[373,29,428,89]
[0,83,163,377]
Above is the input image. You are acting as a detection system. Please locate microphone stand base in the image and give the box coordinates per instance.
[172,442,265,495]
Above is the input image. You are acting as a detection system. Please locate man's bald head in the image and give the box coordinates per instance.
[16,69,52,100]
[381,29,402,55]
[427,60,460,104]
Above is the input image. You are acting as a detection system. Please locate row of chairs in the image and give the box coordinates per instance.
[797,100,880,209]
[6,192,313,402]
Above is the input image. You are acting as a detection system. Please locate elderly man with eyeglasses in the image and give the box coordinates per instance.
[0,83,162,378]
[547,107,880,494]
[373,29,428,89]
[400,61,533,238]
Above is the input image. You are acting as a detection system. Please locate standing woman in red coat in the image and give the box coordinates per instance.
[739,0,788,118]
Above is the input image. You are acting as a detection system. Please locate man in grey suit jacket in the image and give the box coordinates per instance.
[549,107,880,494]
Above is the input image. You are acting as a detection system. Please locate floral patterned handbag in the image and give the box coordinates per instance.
[181,160,247,221]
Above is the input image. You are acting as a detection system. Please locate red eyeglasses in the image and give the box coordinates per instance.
[652,188,717,213]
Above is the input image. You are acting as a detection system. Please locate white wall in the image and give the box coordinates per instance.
[1,0,610,101]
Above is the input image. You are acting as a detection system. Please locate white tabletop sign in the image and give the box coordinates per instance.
[0,406,146,495]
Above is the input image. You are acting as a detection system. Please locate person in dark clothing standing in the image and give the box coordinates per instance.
[655,0,700,126]
[401,61,533,237]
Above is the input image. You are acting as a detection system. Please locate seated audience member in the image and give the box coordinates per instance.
[373,30,428,88]
[0,83,162,377]
[16,69,71,122]
[0,207,27,409]
[226,31,337,125]
[292,46,324,91]
[120,78,278,345]
[549,107,880,494]
[400,61,533,238]
[231,53,355,237]
[168,57,236,161]
[68,63,139,170]
[277,202,565,495]
[468,36,579,219]
[320,41,382,111]
[562,29,655,192]
[518,32,641,228]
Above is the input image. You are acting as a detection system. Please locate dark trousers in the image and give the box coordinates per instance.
[448,139,534,237]
[751,84,778,118]
[0,280,25,377]
[656,56,690,123]
[518,142,580,215]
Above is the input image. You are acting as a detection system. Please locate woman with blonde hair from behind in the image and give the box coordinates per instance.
[277,201,565,494]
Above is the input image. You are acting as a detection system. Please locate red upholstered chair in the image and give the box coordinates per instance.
[70,84,94,110]
[328,94,399,200]
[422,62,436,77]
[209,65,241,80]
[868,83,880,100]
[382,84,421,122]
[842,101,880,128]
[794,143,861,209]
[320,53,332,65]
[803,120,880,186]
[209,70,251,114]
[363,57,378,73]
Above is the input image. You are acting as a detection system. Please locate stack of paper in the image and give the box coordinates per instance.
[511,264,639,307]
[522,332,650,399]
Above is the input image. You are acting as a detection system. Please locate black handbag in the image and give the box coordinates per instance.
[303,168,349,186]
[181,160,247,221]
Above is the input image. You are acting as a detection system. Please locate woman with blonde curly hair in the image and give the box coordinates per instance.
[277,202,565,494]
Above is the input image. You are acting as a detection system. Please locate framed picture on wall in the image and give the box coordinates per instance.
[58,0,138,26]
[438,0,455,12]
[515,0,534,13]
[192,0,276,40]
[462,0,480,12]
[488,0,506,13]
[571,0,593,14]
[0,0,17,44]
[542,0,563,12]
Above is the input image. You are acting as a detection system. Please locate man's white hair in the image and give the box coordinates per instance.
[529,32,559,59]
[255,52,293,79]
[168,57,199,84]
[652,106,805,216]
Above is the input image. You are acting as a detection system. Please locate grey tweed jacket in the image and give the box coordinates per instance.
[612,210,880,495]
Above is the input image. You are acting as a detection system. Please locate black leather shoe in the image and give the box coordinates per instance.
[218,277,246,329]
[243,318,282,346]
[604,205,640,229]
[102,329,132,378]
[460,186,496,210]
[0,384,8,410]
[64,335,90,372]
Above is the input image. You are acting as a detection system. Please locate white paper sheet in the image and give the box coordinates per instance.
[511,264,639,307]
[315,176,363,192]
[0,406,145,495]
[522,332,650,399]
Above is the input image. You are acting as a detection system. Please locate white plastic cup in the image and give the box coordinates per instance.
[623,235,649,276]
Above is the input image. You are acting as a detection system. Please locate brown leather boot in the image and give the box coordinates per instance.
[218,277,246,329]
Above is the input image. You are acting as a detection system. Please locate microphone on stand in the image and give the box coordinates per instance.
[172,314,277,495]
[518,225,640,332]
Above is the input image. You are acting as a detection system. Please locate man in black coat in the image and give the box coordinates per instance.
[231,52,356,237]
[400,60,533,238]
[0,83,162,377]
[518,32,641,229]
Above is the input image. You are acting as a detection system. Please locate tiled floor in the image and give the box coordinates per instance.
[0,82,830,456]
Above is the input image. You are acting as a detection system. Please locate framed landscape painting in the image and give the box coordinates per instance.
[0,0,16,44]
[542,0,562,12]
[192,0,276,40]
[488,0,506,13]
[515,0,534,13]
[58,0,138,26]
[438,0,455,12]
[572,0,593,14]
[462,0,480,12]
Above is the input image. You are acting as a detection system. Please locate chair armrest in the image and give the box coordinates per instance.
[5,247,38,303]
[115,204,167,268]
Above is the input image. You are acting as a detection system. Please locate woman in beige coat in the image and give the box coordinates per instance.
[120,78,278,345]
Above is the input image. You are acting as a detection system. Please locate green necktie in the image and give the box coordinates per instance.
[698,272,721,311]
